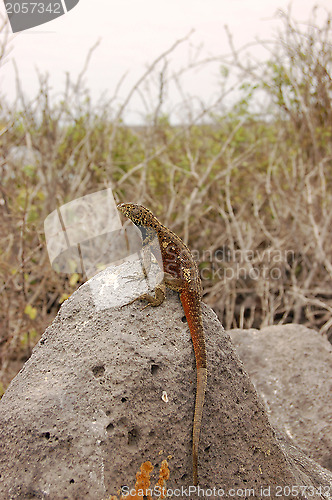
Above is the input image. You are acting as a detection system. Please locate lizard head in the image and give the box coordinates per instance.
[117,203,156,227]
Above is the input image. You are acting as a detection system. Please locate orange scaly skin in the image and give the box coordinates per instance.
[117,203,207,486]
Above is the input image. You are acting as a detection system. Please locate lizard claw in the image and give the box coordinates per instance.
[140,302,151,311]
[124,273,147,284]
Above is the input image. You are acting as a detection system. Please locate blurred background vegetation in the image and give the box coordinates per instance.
[0,7,331,394]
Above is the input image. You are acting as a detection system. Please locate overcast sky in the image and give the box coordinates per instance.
[0,0,330,121]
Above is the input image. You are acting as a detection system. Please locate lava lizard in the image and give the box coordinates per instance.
[117,203,207,486]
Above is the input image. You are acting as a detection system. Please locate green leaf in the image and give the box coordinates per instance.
[23,164,36,178]
[24,304,37,320]
[69,273,80,287]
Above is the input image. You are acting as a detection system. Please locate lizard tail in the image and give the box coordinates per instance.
[180,290,207,485]
[193,366,207,486]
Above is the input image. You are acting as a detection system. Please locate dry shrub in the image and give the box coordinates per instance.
[0,6,331,391]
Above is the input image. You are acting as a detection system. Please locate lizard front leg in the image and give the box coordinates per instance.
[122,243,166,309]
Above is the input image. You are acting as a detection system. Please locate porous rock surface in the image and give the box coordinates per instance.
[229,325,332,472]
[0,264,331,499]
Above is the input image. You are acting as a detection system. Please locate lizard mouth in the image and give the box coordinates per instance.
[117,203,149,225]
[117,203,131,218]
[117,203,142,226]
[117,203,127,211]
[117,203,158,230]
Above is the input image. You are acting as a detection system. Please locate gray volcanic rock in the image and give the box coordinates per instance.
[229,325,332,472]
[0,264,331,499]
